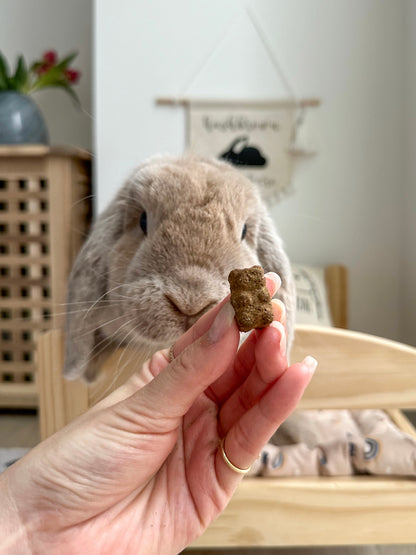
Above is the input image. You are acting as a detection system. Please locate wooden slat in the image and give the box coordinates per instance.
[0,256,50,265]
[0,320,50,330]
[325,264,348,328]
[1,235,49,244]
[69,159,93,261]
[0,279,50,288]
[293,325,416,409]
[0,339,36,350]
[0,299,52,309]
[0,191,49,200]
[0,158,47,177]
[0,213,49,222]
[37,330,89,439]
[49,146,92,160]
[0,363,36,374]
[0,382,37,408]
[0,145,92,160]
[191,476,416,548]
[0,145,49,157]
[47,155,73,329]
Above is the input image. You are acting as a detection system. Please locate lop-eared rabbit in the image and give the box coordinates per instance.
[64,155,295,382]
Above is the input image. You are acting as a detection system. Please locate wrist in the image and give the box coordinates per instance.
[0,470,31,554]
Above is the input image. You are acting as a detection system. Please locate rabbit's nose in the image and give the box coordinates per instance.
[164,294,216,318]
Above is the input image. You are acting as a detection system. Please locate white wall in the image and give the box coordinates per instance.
[95,0,409,342]
[0,0,92,150]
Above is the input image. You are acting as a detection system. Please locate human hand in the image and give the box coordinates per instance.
[0,274,316,555]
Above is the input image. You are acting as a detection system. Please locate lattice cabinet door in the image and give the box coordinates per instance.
[0,146,92,408]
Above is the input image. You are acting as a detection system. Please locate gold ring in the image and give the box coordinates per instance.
[168,344,175,362]
[219,439,251,475]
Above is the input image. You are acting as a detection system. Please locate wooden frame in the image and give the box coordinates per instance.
[37,264,416,547]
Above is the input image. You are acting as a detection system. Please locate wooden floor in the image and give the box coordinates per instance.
[0,410,40,448]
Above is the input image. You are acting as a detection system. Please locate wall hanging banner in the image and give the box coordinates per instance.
[187,101,297,199]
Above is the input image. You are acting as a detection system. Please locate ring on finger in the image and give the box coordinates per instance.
[168,344,176,362]
[219,438,251,475]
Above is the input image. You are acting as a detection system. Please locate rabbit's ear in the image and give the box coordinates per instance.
[256,213,296,349]
[63,198,126,381]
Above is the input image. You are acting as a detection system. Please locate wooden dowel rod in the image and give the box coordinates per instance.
[155,97,321,108]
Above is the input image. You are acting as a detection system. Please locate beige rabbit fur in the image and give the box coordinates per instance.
[64,154,295,381]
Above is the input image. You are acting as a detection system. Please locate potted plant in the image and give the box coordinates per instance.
[0,50,81,145]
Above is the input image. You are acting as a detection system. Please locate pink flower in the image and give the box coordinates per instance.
[42,50,57,65]
[65,68,81,84]
[35,64,50,75]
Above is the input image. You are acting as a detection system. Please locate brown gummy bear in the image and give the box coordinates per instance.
[228,265,274,332]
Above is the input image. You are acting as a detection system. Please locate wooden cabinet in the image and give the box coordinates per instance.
[0,146,92,408]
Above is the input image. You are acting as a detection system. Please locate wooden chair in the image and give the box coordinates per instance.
[37,264,416,548]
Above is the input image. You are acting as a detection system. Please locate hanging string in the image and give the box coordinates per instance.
[158,4,319,158]
[242,5,310,151]
[178,11,244,99]
[177,4,300,102]
[243,4,298,101]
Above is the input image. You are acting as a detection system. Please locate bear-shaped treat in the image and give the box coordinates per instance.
[228,265,274,332]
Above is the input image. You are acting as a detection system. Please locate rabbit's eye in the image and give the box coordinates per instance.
[241,223,247,240]
[140,211,147,235]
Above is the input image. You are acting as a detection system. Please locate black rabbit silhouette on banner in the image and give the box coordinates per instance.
[220,136,268,167]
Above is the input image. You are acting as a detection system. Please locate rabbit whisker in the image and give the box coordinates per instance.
[75,313,129,339]
[113,332,154,387]
[48,305,125,319]
[89,318,136,362]
[107,294,136,302]
[84,283,127,320]
[58,299,129,307]
[0,306,119,328]
[89,324,144,403]
[107,329,140,384]
[71,194,96,209]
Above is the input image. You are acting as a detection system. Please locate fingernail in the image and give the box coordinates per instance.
[265,272,281,295]
[271,298,286,325]
[270,321,286,356]
[302,356,318,375]
[208,302,235,343]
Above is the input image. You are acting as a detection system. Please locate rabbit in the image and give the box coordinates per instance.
[63,154,296,382]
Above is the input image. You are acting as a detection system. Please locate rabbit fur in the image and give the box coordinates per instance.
[64,154,296,382]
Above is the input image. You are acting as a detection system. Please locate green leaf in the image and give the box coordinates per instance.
[30,79,81,108]
[62,84,81,107]
[54,52,78,72]
[29,65,65,91]
[0,52,11,90]
[29,62,43,72]
[11,55,28,91]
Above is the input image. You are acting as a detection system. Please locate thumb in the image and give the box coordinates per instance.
[124,302,239,421]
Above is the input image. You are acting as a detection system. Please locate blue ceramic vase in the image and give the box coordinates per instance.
[0,91,49,144]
